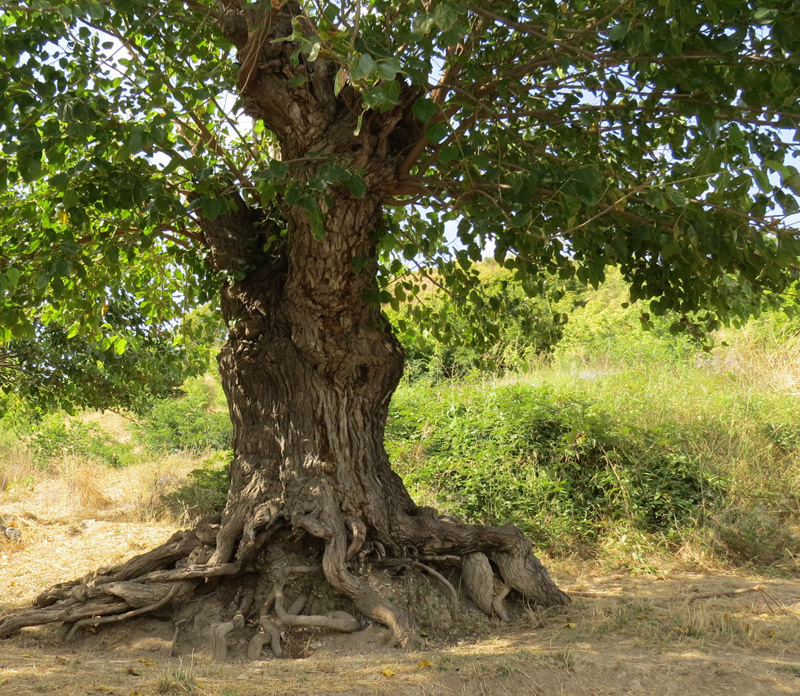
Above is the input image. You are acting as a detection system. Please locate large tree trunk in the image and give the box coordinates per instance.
[0,0,568,653]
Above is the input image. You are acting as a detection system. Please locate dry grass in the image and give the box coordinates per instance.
[4,572,798,696]
[0,416,210,609]
[714,322,800,395]
[1,512,799,696]
[157,663,200,694]
[0,432,36,496]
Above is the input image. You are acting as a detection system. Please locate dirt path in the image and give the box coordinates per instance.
[1,517,799,696]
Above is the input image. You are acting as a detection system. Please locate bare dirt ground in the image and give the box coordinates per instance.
[1,511,799,696]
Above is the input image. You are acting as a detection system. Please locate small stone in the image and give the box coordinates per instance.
[3,527,21,542]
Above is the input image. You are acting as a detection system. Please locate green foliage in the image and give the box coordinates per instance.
[27,413,134,469]
[161,455,230,520]
[387,298,800,564]
[553,270,701,365]
[1,0,798,386]
[0,295,211,415]
[713,506,799,566]
[390,261,587,380]
[387,379,723,551]
[138,376,232,453]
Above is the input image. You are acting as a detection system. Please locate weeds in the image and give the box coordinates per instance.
[387,305,800,566]
[27,413,135,470]
[157,666,199,694]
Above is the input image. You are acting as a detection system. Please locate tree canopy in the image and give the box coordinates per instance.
[1,0,799,399]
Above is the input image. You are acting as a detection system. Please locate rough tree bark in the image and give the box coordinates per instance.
[0,1,568,653]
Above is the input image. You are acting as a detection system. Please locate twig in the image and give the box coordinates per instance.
[688,584,767,602]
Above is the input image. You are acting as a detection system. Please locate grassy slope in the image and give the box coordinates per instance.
[388,276,800,571]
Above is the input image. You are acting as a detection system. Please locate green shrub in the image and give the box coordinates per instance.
[713,506,800,565]
[387,378,727,554]
[28,413,134,469]
[138,376,232,453]
[161,456,230,519]
[390,261,586,381]
[552,271,699,367]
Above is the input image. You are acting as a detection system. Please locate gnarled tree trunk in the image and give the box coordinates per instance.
[0,0,568,654]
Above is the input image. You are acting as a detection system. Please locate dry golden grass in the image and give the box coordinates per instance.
[1,500,799,696]
[0,434,36,495]
[1,570,799,696]
[0,428,208,608]
[714,323,800,395]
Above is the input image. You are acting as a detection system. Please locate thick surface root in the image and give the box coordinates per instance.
[392,507,571,618]
[0,504,568,657]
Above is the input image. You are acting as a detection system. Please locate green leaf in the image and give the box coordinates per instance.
[705,0,720,24]
[772,71,792,96]
[18,155,42,182]
[425,123,448,144]
[608,22,629,41]
[352,53,377,81]
[199,197,228,221]
[62,189,79,209]
[753,7,778,23]
[4,267,20,289]
[381,80,401,106]
[668,190,686,207]
[413,98,438,123]
[54,259,73,277]
[378,58,402,80]
[345,173,368,198]
[86,2,105,20]
[334,67,347,96]
[34,271,50,291]
[49,172,70,190]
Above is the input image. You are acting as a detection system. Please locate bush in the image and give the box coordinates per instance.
[387,378,726,555]
[138,376,232,453]
[713,506,800,566]
[552,271,699,367]
[28,413,134,469]
[390,261,587,381]
[161,456,230,520]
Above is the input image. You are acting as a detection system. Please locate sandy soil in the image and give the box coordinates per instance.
[1,515,799,696]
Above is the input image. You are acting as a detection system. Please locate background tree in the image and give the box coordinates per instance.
[1,0,798,651]
[0,293,213,414]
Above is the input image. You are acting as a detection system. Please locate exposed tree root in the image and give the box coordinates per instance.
[64,582,188,641]
[415,561,459,618]
[0,504,569,658]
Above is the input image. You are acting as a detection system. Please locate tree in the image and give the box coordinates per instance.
[0,293,212,414]
[1,0,798,652]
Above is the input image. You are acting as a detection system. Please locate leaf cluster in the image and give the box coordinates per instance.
[1,0,799,392]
